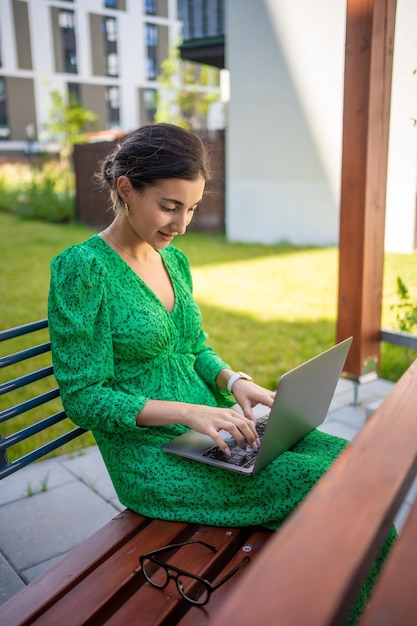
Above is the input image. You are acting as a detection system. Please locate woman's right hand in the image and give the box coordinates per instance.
[137,400,260,456]
[186,405,261,456]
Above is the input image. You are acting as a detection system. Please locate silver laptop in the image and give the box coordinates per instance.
[163,337,352,475]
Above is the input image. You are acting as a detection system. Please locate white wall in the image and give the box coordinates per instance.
[226,0,417,252]
[385,0,417,252]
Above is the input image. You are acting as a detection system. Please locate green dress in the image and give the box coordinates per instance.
[48,234,343,527]
[48,235,394,621]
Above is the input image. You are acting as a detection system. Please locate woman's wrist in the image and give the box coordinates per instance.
[227,372,253,393]
[217,369,254,394]
[216,369,235,391]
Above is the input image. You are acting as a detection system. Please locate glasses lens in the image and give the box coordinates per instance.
[177,574,209,605]
[142,558,169,588]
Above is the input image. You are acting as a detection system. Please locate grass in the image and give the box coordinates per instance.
[1,212,416,461]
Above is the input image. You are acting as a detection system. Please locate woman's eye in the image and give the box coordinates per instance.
[161,205,200,213]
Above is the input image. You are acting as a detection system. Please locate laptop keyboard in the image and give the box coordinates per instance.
[202,416,268,468]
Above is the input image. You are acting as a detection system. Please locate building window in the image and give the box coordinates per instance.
[105,17,117,42]
[103,17,118,76]
[0,78,9,138]
[143,88,157,123]
[147,56,157,80]
[145,23,158,80]
[59,9,75,30]
[103,0,126,9]
[67,82,81,105]
[106,85,120,128]
[179,0,225,40]
[59,10,78,73]
[144,0,157,15]
[145,23,158,47]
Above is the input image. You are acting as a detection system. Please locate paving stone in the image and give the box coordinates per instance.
[318,419,357,441]
[59,445,120,503]
[0,480,119,571]
[0,553,25,605]
[22,552,72,583]
[0,461,76,506]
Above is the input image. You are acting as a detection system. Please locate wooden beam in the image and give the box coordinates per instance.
[336,0,397,380]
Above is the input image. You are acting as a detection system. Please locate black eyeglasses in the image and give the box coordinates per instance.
[139,540,249,605]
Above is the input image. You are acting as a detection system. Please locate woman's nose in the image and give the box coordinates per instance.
[171,210,191,235]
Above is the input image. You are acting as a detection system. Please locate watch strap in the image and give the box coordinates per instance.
[227,371,253,393]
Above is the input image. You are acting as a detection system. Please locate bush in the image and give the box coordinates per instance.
[0,161,75,223]
[392,276,417,334]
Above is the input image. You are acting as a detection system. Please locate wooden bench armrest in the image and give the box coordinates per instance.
[211,359,417,626]
[359,493,417,626]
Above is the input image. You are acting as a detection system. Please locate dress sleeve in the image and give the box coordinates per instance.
[48,246,146,434]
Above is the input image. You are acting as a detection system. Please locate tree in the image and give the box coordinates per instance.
[155,45,221,130]
[43,90,98,162]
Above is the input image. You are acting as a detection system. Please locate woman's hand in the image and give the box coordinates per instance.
[186,405,260,456]
[137,400,260,457]
[216,368,275,423]
[229,380,276,423]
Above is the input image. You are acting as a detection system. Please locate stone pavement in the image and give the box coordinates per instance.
[1,376,416,607]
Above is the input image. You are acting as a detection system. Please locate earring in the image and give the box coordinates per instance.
[124,202,129,217]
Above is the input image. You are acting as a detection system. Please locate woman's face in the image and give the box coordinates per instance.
[120,176,205,249]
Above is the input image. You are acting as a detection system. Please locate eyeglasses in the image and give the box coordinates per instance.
[139,540,250,605]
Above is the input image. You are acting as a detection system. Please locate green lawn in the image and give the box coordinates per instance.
[1,212,416,460]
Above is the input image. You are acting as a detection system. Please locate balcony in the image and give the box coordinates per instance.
[178,0,225,69]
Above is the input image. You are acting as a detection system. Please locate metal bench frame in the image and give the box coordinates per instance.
[0,319,86,480]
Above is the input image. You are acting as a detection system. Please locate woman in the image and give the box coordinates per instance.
[48,125,393,619]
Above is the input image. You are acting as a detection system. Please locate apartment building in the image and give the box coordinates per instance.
[0,0,181,155]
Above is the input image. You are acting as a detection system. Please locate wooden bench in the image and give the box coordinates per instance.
[1,320,417,625]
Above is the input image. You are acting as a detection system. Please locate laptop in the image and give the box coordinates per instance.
[163,337,353,475]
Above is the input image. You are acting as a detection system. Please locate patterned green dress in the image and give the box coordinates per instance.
[48,235,395,621]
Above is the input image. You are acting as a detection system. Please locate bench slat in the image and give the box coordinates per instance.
[0,427,88,479]
[0,343,51,370]
[0,319,48,343]
[0,411,68,448]
[211,358,417,626]
[0,387,60,423]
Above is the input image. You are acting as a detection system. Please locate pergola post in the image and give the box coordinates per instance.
[336,0,397,380]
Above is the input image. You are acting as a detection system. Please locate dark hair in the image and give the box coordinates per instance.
[98,123,209,213]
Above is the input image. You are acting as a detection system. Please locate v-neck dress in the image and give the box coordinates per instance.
[48,235,395,621]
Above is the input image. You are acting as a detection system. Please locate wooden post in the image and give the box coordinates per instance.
[336,0,396,380]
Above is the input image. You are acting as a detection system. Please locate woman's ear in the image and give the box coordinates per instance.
[117,175,133,202]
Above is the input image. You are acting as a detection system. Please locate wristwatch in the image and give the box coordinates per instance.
[227,371,253,393]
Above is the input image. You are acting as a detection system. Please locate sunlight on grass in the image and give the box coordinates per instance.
[192,248,338,323]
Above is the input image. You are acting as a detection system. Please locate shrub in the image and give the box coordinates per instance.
[0,161,75,223]
[392,276,417,334]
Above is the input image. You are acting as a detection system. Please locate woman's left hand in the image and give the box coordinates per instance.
[230,380,276,422]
